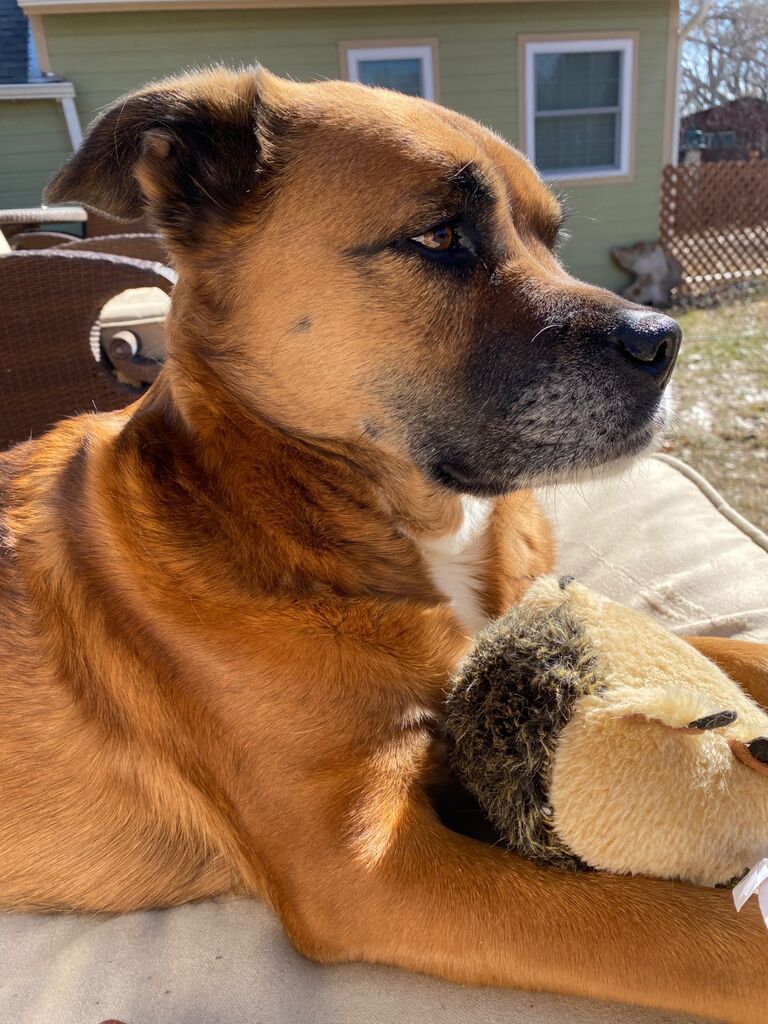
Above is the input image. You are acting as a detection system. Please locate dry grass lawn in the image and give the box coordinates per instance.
[662,297,768,533]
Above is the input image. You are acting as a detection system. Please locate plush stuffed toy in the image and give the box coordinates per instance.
[446,576,768,891]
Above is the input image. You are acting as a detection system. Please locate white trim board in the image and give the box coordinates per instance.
[0,80,75,100]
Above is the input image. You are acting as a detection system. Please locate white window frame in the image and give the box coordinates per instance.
[523,36,635,182]
[343,43,436,102]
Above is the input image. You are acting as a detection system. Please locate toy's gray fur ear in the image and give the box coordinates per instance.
[445,602,599,871]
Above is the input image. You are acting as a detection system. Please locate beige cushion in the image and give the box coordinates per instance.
[99,286,170,361]
[539,455,768,643]
[3,455,766,1024]
[0,899,703,1024]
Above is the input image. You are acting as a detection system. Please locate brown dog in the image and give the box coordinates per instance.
[2,67,768,1021]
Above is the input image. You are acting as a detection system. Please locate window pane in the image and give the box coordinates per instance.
[534,51,621,112]
[28,25,42,81]
[535,112,619,172]
[357,58,423,97]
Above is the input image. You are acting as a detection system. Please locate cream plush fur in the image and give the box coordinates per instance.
[518,578,768,886]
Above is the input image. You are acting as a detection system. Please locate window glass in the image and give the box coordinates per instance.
[27,23,42,81]
[357,58,423,97]
[536,112,619,171]
[530,44,629,176]
[534,51,621,112]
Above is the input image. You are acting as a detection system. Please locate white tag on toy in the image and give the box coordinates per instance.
[733,859,768,928]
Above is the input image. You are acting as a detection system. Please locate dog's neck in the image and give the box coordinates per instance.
[164,292,472,545]
[415,496,495,635]
[124,367,495,624]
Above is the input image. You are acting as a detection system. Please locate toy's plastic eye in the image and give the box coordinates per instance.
[629,708,739,733]
[687,710,738,731]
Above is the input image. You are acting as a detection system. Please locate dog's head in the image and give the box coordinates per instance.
[47,67,680,496]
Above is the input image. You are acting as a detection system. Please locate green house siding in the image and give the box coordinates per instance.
[3,0,672,288]
[0,98,72,209]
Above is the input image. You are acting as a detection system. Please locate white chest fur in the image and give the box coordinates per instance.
[417,496,494,636]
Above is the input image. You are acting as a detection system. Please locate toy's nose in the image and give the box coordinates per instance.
[605,310,681,387]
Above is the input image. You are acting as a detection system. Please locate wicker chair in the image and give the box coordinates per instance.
[10,234,171,390]
[59,233,169,264]
[8,231,80,250]
[12,231,169,265]
[0,249,175,450]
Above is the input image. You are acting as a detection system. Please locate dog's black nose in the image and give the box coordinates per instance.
[606,310,681,385]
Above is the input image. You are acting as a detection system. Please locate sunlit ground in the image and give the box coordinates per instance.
[662,296,768,532]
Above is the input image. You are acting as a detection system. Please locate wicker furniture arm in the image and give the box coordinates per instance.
[11,232,169,265]
[0,207,88,249]
[59,233,169,265]
[0,206,87,230]
[0,249,175,450]
[10,231,81,251]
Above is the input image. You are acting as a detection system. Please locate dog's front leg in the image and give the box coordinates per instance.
[687,637,768,709]
[282,798,767,1023]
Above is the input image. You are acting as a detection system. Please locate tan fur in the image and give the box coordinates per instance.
[522,578,768,885]
[1,67,768,1022]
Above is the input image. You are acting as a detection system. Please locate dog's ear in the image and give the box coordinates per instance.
[45,68,266,250]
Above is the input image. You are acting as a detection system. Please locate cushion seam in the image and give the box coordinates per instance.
[653,454,768,555]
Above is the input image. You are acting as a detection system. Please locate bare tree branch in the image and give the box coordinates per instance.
[681,0,768,113]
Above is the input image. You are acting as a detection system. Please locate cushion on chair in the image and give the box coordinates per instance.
[539,454,768,643]
[2,455,766,1024]
[98,286,170,362]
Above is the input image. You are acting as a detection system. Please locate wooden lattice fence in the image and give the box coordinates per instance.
[660,161,768,301]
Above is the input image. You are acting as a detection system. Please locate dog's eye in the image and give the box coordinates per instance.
[411,224,457,252]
